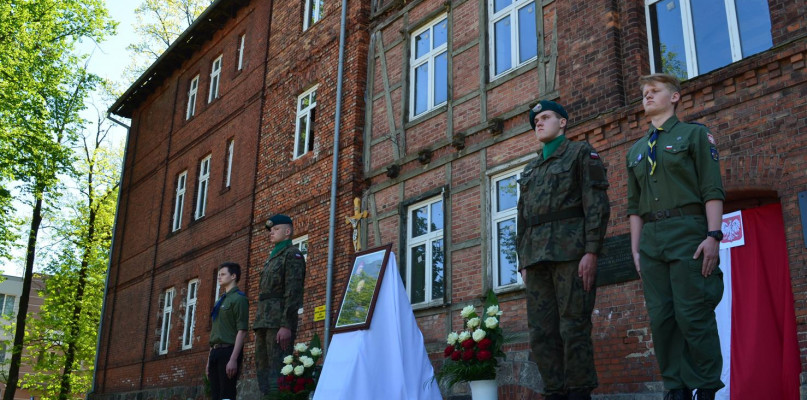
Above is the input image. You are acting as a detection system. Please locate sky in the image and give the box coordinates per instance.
[4,2,139,277]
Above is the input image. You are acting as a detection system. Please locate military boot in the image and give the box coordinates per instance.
[694,389,716,400]
[567,390,591,400]
[664,388,692,400]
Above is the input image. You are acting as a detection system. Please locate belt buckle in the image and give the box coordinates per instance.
[655,210,665,220]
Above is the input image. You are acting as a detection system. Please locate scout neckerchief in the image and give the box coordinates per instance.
[543,135,566,159]
[647,127,662,175]
[269,239,293,258]
[211,287,245,321]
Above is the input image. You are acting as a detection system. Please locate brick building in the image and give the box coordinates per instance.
[93,0,370,398]
[360,0,806,398]
[94,0,807,399]
[0,274,46,400]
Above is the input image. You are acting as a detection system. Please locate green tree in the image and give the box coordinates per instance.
[125,0,213,81]
[18,102,121,400]
[0,2,115,399]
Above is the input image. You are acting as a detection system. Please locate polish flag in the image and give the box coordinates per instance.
[714,203,800,399]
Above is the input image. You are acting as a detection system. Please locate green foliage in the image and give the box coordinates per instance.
[16,111,122,400]
[659,43,687,81]
[125,0,214,81]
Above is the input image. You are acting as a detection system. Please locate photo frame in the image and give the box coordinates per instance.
[333,243,393,333]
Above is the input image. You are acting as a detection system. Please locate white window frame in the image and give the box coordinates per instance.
[182,279,199,350]
[645,0,768,79]
[292,235,309,261]
[159,288,175,355]
[490,168,524,289]
[236,35,246,71]
[208,55,222,103]
[488,0,539,80]
[195,155,211,220]
[405,196,445,306]
[303,0,324,31]
[409,15,448,119]
[0,294,15,316]
[186,75,199,119]
[172,171,187,231]
[294,86,317,159]
[225,139,234,188]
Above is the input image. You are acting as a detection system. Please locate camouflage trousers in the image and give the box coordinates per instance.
[254,328,287,395]
[525,260,598,395]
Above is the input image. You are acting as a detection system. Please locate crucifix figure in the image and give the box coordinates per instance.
[345,197,368,252]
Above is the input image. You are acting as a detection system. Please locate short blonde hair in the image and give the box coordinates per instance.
[639,73,681,94]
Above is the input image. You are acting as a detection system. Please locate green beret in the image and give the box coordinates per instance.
[265,214,293,230]
[529,100,569,130]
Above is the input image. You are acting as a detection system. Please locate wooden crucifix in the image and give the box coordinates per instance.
[345,197,368,252]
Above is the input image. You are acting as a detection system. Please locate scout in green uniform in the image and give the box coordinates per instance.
[516,100,610,400]
[253,214,306,395]
[626,74,725,400]
[208,262,249,400]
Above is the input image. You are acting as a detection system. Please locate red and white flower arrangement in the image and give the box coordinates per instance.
[270,334,322,400]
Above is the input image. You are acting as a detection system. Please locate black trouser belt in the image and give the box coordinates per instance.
[210,343,233,349]
[529,207,584,226]
[641,204,704,223]
[259,293,282,301]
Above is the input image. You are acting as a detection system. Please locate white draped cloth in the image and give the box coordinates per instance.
[313,253,443,400]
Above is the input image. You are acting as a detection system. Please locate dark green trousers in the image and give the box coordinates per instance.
[525,260,598,395]
[640,215,725,390]
[254,328,284,395]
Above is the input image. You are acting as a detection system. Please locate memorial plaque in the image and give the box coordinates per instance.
[596,233,639,286]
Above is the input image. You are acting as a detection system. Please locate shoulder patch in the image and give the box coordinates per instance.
[711,147,719,161]
[294,252,304,259]
[707,133,716,145]
[590,152,600,160]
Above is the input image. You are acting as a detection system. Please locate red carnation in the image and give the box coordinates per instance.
[307,378,315,385]
[462,349,475,361]
[297,377,307,386]
[293,383,305,393]
[451,350,461,361]
[277,377,285,385]
[461,338,475,349]
[285,375,295,383]
[477,350,492,361]
[444,345,455,357]
[477,337,493,350]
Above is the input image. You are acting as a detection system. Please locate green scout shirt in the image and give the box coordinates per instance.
[516,139,611,268]
[626,115,724,216]
[210,286,249,345]
[253,241,306,330]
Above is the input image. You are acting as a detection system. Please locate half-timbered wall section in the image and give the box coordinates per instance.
[362,0,807,398]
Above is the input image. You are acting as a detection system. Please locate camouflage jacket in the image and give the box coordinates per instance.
[516,139,611,268]
[252,242,306,330]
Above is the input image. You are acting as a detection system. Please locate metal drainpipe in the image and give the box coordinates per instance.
[324,0,349,355]
[88,114,129,398]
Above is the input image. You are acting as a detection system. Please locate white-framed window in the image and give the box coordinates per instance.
[292,235,309,260]
[225,139,234,188]
[491,168,523,288]
[182,279,199,350]
[208,55,222,103]
[172,171,187,232]
[159,288,175,355]
[303,0,324,31]
[236,35,246,71]
[406,197,445,305]
[294,86,317,159]
[410,16,448,119]
[489,0,538,79]
[186,75,199,119]
[0,294,15,316]
[646,0,772,79]
[195,155,211,220]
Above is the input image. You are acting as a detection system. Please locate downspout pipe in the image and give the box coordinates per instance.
[88,114,130,398]
[324,0,349,355]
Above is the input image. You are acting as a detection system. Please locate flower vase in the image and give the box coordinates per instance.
[468,379,498,400]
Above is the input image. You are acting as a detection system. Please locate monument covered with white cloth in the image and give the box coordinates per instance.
[313,247,443,400]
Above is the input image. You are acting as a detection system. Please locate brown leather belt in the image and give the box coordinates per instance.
[641,204,704,223]
[529,207,584,226]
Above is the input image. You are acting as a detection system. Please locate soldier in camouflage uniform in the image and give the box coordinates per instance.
[516,100,610,400]
[253,214,306,396]
[627,74,724,400]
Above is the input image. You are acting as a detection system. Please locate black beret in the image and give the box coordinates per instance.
[265,214,293,230]
[529,100,569,130]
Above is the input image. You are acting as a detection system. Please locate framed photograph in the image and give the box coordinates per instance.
[333,243,393,333]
